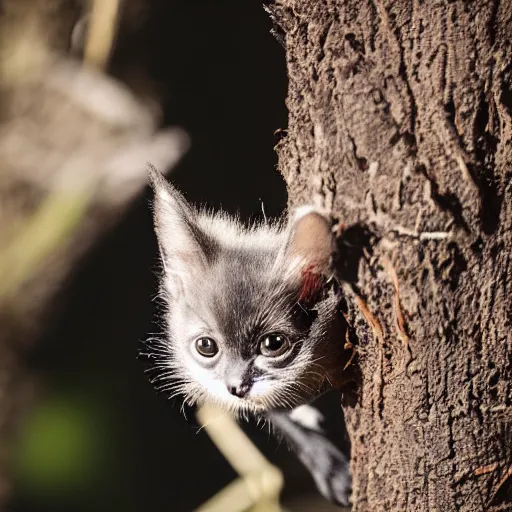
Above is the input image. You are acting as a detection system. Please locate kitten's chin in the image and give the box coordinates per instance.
[188,378,322,416]
[199,395,288,418]
[199,398,267,418]
[224,394,307,417]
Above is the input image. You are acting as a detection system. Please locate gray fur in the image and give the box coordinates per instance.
[269,407,352,506]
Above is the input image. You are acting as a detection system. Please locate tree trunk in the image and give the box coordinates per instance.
[267,1,512,510]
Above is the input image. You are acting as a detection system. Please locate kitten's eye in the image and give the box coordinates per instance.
[195,337,218,357]
[259,334,290,357]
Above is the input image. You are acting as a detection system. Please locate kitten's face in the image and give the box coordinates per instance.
[147,168,344,416]
[165,248,343,416]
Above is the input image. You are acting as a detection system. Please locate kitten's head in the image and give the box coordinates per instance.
[147,167,345,417]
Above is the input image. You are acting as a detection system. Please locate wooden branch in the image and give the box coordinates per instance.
[196,404,284,512]
[84,0,122,70]
[0,192,91,301]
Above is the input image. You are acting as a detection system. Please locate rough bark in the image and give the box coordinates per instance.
[267,0,512,510]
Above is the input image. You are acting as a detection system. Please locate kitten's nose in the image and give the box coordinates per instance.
[227,381,250,398]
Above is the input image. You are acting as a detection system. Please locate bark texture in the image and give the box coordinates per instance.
[267,1,512,510]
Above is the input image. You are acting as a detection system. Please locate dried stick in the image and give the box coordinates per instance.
[196,404,283,512]
[84,0,122,70]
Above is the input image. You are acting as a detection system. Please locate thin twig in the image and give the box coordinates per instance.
[382,256,410,348]
[474,462,498,476]
[84,0,122,70]
[0,192,91,299]
[196,404,283,512]
[491,465,512,503]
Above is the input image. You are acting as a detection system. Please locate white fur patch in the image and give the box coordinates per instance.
[250,379,272,397]
[293,205,319,221]
[289,404,324,432]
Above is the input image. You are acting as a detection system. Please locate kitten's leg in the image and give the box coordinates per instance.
[268,404,351,507]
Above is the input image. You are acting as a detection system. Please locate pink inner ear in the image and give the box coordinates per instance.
[298,264,324,303]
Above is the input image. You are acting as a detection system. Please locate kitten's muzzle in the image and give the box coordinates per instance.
[227,381,250,398]
[225,363,252,398]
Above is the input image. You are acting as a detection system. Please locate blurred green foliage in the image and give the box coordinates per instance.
[13,393,107,498]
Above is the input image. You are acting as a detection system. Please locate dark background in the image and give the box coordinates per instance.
[7,2,340,511]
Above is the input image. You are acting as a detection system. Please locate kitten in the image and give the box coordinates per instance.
[146,166,351,506]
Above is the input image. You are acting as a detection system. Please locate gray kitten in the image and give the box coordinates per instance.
[146,166,351,506]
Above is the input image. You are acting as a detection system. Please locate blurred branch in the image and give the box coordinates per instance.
[0,1,189,505]
[0,58,189,316]
[196,405,284,512]
[84,0,121,70]
[0,191,91,300]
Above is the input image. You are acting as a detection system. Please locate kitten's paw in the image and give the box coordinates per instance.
[309,442,352,507]
[268,405,351,507]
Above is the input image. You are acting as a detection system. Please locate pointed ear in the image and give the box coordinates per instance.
[148,165,216,297]
[287,207,334,273]
[283,207,334,302]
